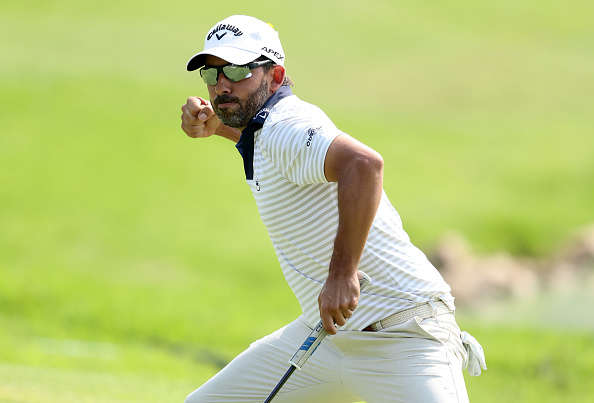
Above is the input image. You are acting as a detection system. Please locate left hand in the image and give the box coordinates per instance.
[318,272,360,335]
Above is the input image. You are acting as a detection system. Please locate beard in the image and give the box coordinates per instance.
[213,79,270,128]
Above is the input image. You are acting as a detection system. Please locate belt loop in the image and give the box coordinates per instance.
[375,319,384,331]
[428,300,439,323]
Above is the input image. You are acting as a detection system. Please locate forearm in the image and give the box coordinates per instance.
[215,125,242,143]
[328,154,383,279]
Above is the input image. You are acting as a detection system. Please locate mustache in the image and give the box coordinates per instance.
[214,94,240,107]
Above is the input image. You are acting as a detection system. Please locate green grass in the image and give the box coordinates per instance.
[463,324,594,403]
[1,0,594,401]
[2,0,593,255]
[2,317,593,402]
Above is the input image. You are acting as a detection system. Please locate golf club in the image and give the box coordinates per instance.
[264,271,372,402]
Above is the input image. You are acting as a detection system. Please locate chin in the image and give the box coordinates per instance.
[219,113,246,128]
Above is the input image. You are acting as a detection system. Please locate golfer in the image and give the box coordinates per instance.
[181,15,486,403]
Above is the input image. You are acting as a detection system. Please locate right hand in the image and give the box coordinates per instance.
[180,96,221,138]
[318,271,360,335]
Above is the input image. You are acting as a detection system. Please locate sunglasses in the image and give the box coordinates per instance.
[199,60,273,85]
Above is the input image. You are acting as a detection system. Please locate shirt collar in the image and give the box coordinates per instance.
[235,86,293,180]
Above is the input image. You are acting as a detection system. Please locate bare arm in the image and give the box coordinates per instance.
[181,96,241,142]
[215,124,242,143]
[318,134,384,334]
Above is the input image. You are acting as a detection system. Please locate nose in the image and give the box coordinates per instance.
[215,72,232,95]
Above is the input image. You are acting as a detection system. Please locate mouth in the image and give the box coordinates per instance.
[217,102,238,109]
[215,95,240,110]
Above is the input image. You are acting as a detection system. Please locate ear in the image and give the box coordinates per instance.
[269,65,285,92]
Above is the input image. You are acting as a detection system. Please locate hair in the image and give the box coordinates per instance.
[256,56,294,87]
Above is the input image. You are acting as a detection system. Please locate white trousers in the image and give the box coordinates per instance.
[186,312,469,403]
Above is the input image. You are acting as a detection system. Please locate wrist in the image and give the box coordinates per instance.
[215,124,241,143]
[328,260,358,281]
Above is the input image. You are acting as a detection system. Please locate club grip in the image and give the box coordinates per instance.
[289,271,371,369]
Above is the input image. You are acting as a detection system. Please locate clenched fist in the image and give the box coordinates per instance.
[318,271,360,335]
[180,97,221,138]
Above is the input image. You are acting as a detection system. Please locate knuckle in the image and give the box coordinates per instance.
[188,99,200,111]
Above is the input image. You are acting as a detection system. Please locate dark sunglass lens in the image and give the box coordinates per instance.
[223,65,252,82]
[201,68,219,85]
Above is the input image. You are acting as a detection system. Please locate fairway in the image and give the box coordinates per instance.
[1,0,594,402]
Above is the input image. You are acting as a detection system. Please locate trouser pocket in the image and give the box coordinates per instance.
[414,313,468,364]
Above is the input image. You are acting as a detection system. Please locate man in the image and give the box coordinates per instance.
[181,15,486,403]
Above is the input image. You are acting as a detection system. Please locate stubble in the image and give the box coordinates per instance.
[213,79,270,128]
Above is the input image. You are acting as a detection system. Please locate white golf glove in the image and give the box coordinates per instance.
[461,331,487,376]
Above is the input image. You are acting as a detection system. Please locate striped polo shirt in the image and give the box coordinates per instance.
[236,87,453,330]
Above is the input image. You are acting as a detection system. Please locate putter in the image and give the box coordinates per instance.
[264,271,372,403]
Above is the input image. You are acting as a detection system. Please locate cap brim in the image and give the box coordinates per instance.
[186,47,261,71]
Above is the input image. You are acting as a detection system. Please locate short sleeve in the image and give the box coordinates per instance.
[262,118,341,185]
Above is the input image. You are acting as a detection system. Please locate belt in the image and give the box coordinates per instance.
[363,300,453,332]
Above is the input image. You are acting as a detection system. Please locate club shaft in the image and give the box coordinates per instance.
[264,271,371,402]
[264,365,296,403]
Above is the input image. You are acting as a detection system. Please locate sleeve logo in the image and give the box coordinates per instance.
[306,126,321,147]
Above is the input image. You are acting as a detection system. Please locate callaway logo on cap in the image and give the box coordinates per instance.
[186,15,286,71]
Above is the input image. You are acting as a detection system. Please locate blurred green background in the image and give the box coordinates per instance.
[1,0,593,402]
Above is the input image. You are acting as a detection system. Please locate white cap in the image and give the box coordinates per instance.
[186,15,285,71]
